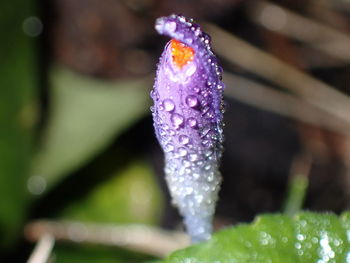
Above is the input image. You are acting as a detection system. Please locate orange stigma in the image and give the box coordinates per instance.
[170,39,195,69]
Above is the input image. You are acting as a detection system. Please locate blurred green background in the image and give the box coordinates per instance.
[2,0,350,261]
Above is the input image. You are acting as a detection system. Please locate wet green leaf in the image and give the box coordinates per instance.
[32,67,151,191]
[159,212,350,263]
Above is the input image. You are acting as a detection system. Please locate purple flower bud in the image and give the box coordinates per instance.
[151,14,225,242]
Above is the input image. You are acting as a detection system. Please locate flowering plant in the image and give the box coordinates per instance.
[151,14,225,242]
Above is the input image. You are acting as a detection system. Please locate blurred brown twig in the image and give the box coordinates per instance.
[247,0,350,62]
[205,22,350,132]
[224,73,350,135]
[25,221,189,258]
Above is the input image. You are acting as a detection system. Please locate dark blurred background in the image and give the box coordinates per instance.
[1,0,350,261]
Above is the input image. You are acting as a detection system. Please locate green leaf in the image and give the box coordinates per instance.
[32,67,151,191]
[0,1,38,246]
[59,160,164,225]
[159,212,350,263]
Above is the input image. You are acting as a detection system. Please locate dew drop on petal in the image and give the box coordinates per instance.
[164,143,174,152]
[182,160,191,167]
[207,174,214,182]
[202,139,210,147]
[189,153,198,161]
[186,95,199,108]
[179,135,190,145]
[217,84,224,90]
[168,129,176,135]
[204,164,211,170]
[163,99,175,112]
[178,147,187,157]
[171,113,184,128]
[159,128,166,136]
[193,86,200,93]
[187,117,197,128]
[165,21,177,33]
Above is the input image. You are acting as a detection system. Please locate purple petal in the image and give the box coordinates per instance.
[151,14,225,242]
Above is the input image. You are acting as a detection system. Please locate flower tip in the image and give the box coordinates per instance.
[170,39,195,69]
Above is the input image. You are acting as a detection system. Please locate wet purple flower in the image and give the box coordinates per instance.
[151,14,225,242]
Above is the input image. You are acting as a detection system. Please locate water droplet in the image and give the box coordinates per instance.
[186,95,199,108]
[165,21,177,32]
[297,234,305,241]
[185,187,193,195]
[193,86,200,93]
[179,135,190,145]
[333,239,341,246]
[205,150,213,157]
[189,153,198,161]
[205,109,215,118]
[261,239,268,245]
[163,99,175,112]
[311,237,318,244]
[168,129,176,135]
[207,174,214,182]
[171,113,184,128]
[164,143,174,152]
[202,139,210,147]
[159,128,166,136]
[178,147,187,157]
[182,160,191,167]
[203,185,210,191]
[196,160,204,166]
[204,164,211,170]
[195,195,203,203]
[187,117,197,128]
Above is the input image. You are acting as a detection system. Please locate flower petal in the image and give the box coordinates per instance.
[151,14,225,242]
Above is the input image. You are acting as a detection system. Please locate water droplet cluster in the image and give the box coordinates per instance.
[152,14,225,242]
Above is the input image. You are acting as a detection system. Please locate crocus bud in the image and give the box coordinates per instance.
[151,14,225,242]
